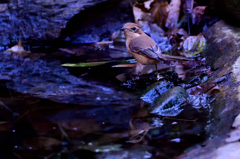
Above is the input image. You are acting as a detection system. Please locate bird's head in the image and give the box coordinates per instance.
[121,22,144,39]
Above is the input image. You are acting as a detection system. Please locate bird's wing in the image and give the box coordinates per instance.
[129,36,163,61]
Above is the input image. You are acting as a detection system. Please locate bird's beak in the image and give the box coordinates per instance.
[121,27,126,31]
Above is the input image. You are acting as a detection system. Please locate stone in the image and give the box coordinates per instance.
[221,0,240,21]
[148,86,189,116]
[0,0,134,46]
[141,80,174,103]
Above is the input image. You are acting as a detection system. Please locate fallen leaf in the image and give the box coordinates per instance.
[165,0,181,29]
[187,81,217,95]
[6,40,30,54]
[112,63,137,68]
[59,119,100,132]
[150,1,169,28]
[192,6,207,25]
[180,33,206,57]
[23,137,62,150]
[177,28,189,40]
[144,0,154,10]
[0,121,10,131]
[128,118,154,143]
[133,2,151,26]
[61,61,112,67]
[162,54,193,61]
[83,144,122,152]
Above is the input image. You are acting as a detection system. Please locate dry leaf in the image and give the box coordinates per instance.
[187,81,216,95]
[162,54,192,61]
[128,118,154,143]
[165,0,181,29]
[192,6,207,25]
[112,63,137,68]
[133,3,151,26]
[23,137,61,150]
[177,28,189,40]
[150,1,169,28]
[180,33,206,57]
[144,0,154,10]
[6,40,30,54]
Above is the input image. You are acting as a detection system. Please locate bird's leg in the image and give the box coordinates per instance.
[132,63,143,79]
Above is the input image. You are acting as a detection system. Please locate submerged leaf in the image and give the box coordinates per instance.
[128,117,162,143]
[61,61,111,67]
[23,137,62,150]
[0,121,10,131]
[83,144,122,152]
[59,119,100,132]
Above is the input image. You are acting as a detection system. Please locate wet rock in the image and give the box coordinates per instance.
[177,20,240,159]
[0,51,135,106]
[141,80,174,103]
[148,86,189,116]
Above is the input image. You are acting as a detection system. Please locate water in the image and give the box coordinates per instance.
[0,43,211,159]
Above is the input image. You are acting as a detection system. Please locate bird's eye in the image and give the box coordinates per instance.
[131,27,138,32]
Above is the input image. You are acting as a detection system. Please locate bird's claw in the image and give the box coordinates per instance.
[156,74,163,81]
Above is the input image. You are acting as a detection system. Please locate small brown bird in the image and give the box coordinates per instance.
[121,22,164,76]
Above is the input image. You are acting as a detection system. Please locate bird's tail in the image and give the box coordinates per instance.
[162,54,193,61]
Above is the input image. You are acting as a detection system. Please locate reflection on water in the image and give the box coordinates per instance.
[0,44,213,158]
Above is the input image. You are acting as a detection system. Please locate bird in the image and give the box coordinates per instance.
[121,22,165,76]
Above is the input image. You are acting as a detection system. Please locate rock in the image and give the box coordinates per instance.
[220,0,240,21]
[175,20,240,159]
[0,0,134,46]
[232,113,240,128]
[213,142,240,159]
[0,0,102,45]
[0,51,135,106]
[60,0,134,44]
[141,80,174,103]
[148,86,189,116]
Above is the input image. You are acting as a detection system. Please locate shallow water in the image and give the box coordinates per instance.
[0,44,211,159]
